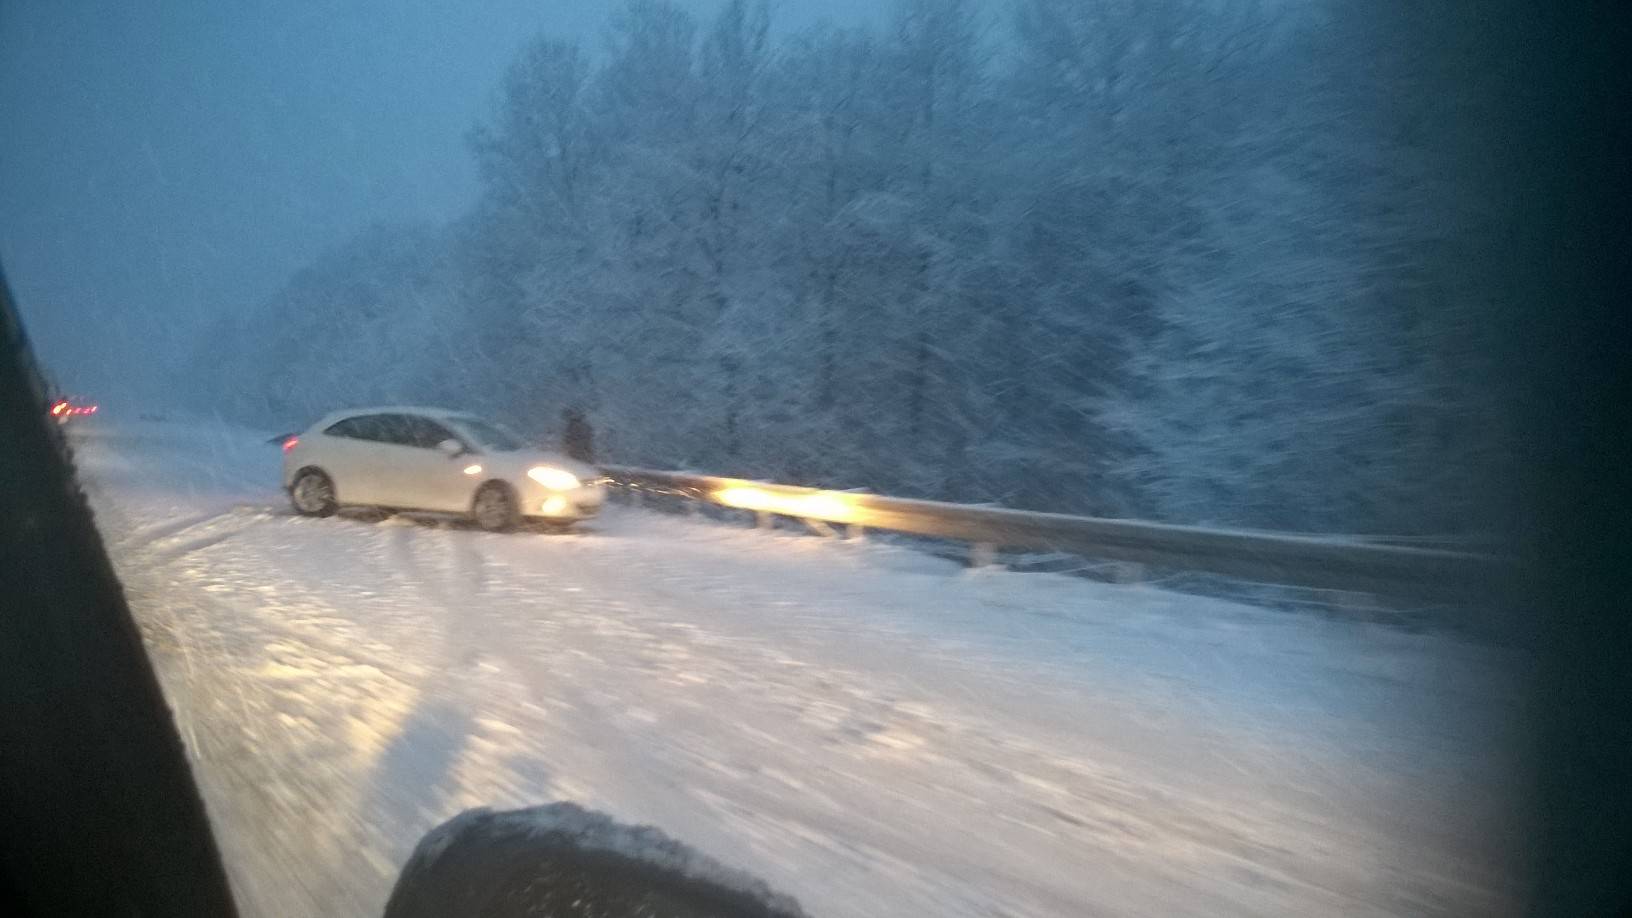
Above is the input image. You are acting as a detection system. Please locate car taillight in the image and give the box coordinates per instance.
[282,436,299,453]
[51,401,67,416]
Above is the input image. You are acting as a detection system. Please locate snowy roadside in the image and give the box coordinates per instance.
[71,419,1531,917]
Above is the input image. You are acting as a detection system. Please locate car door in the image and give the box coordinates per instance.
[318,414,389,506]
[360,413,438,510]
[397,414,477,513]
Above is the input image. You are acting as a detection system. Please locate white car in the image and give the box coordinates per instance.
[281,407,605,531]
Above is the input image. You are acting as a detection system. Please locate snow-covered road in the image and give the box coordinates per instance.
[72,419,1529,917]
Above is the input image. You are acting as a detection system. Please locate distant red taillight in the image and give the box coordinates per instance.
[282,436,299,453]
[51,400,67,415]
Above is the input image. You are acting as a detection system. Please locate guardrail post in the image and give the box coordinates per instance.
[756,511,774,531]
[802,518,837,539]
[968,542,998,569]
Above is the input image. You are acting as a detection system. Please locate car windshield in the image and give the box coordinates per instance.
[453,416,525,452]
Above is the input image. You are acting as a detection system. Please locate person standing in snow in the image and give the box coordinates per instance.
[562,407,594,464]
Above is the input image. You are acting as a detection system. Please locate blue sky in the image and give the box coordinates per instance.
[0,0,887,402]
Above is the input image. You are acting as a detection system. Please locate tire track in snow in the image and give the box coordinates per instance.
[384,520,499,675]
[139,507,281,565]
[129,508,243,545]
[452,532,490,596]
[122,503,284,558]
[387,521,464,607]
[152,527,254,563]
[380,525,656,800]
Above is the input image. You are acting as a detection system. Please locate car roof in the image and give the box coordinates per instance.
[314,406,475,426]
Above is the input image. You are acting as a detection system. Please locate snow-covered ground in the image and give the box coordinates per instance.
[71,418,1530,917]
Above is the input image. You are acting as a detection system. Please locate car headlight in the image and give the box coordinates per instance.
[527,466,581,490]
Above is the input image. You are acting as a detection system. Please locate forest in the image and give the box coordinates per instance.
[201,0,1514,536]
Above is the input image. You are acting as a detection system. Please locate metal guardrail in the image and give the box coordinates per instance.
[602,465,1515,603]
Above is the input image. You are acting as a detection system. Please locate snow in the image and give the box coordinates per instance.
[71,418,1529,917]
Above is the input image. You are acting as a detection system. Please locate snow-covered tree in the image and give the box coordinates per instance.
[205,0,1514,536]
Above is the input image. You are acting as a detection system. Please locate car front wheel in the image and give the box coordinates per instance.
[290,469,338,518]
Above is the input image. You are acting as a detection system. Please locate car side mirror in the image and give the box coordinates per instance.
[436,438,464,458]
[383,804,808,918]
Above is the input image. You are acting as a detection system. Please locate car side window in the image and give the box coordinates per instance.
[403,415,460,450]
[325,414,388,441]
[370,414,420,447]
[324,416,363,439]
[323,413,454,448]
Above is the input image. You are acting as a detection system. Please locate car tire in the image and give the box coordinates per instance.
[290,468,338,518]
[472,482,520,533]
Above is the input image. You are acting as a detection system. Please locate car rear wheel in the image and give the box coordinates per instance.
[472,482,519,532]
[290,469,338,518]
